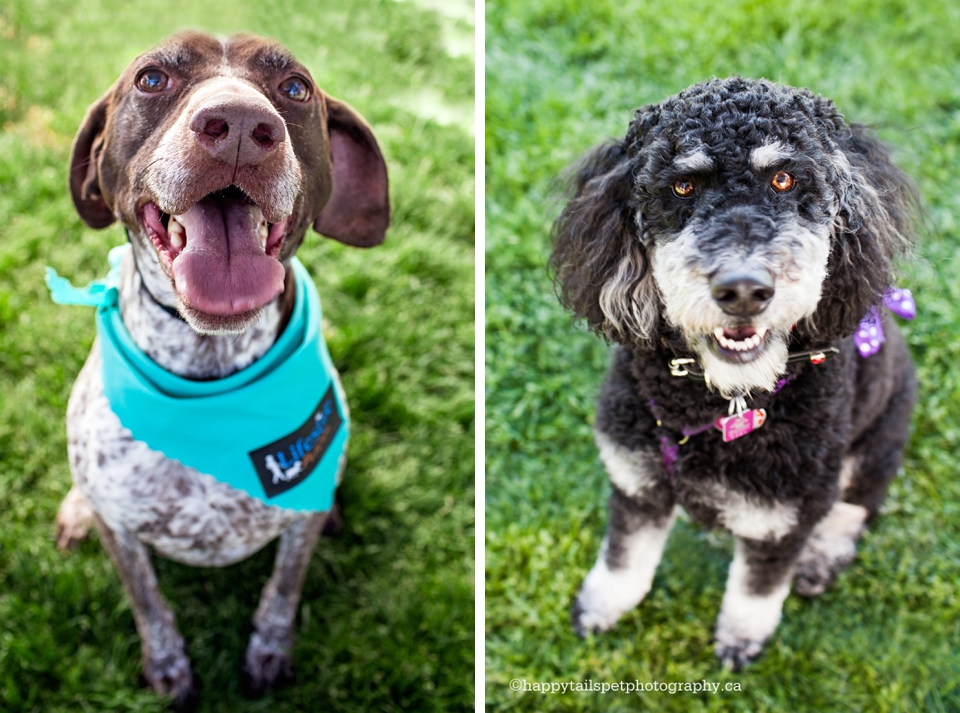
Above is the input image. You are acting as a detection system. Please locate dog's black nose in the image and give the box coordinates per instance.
[710,270,775,317]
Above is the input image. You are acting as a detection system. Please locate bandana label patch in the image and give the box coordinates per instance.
[250,385,343,499]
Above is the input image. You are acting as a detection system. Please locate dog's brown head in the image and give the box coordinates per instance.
[70,31,390,334]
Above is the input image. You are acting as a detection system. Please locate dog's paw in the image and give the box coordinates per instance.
[242,631,293,695]
[794,501,866,597]
[794,531,862,597]
[570,594,621,637]
[571,547,658,638]
[715,637,765,672]
[793,552,848,597]
[55,485,95,550]
[142,651,194,707]
[713,593,782,672]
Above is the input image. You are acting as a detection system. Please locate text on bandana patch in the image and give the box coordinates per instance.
[249,385,343,498]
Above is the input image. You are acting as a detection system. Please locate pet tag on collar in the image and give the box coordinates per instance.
[716,409,767,442]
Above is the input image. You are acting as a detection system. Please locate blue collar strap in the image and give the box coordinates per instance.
[47,246,347,512]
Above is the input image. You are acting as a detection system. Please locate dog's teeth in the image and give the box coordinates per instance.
[715,328,764,353]
[259,222,268,246]
[169,219,185,249]
[757,327,767,339]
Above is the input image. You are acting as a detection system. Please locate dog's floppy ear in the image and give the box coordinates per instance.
[69,91,116,229]
[550,105,662,344]
[313,97,390,248]
[799,123,917,340]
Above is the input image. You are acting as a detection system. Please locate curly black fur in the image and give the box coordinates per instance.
[552,77,917,346]
[554,78,919,669]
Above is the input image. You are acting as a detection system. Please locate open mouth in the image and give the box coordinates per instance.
[140,186,290,318]
[710,326,768,362]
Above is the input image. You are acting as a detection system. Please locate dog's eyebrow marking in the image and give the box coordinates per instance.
[750,141,794,170]
[142,48,196,71]
[257,50,298,71]
[673,149,713,173]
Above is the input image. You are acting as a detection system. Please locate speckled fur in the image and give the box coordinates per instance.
[552,78,918,669]
[65,339,321,567]
[56,31,390,705]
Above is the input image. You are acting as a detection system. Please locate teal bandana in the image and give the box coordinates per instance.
[47,246,347,512]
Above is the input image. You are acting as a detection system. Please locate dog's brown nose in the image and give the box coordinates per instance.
[190,99,285,167]
[710,270,775,317]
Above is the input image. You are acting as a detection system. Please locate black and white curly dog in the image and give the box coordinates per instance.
[551,78,918,669]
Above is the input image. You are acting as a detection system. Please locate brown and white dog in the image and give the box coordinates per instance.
[55,31,389,703]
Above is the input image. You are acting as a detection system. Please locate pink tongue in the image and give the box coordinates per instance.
[171,199,285,316]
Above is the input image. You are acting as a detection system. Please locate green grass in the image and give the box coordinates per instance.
[485,0,960,710]
[0,0,474,711]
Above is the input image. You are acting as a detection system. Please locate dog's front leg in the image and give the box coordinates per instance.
[244,511,328,692]
[714,535,804,671]
[572,483,676,637]
[92,514,193,703]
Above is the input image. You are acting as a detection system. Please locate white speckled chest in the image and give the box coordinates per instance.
[67,341,310,567]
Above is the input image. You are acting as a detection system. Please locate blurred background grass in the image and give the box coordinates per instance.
[0,0,474,711]
[486,0,960,711]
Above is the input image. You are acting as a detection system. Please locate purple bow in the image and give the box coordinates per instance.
[853,287,916,358]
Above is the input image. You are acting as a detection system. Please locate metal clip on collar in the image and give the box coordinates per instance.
[669,358,697,377]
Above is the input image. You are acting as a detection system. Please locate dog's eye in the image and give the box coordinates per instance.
[771,171,796,193]
[136,69,170,93]
[672,179,696,198]
[279,76,310,102]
